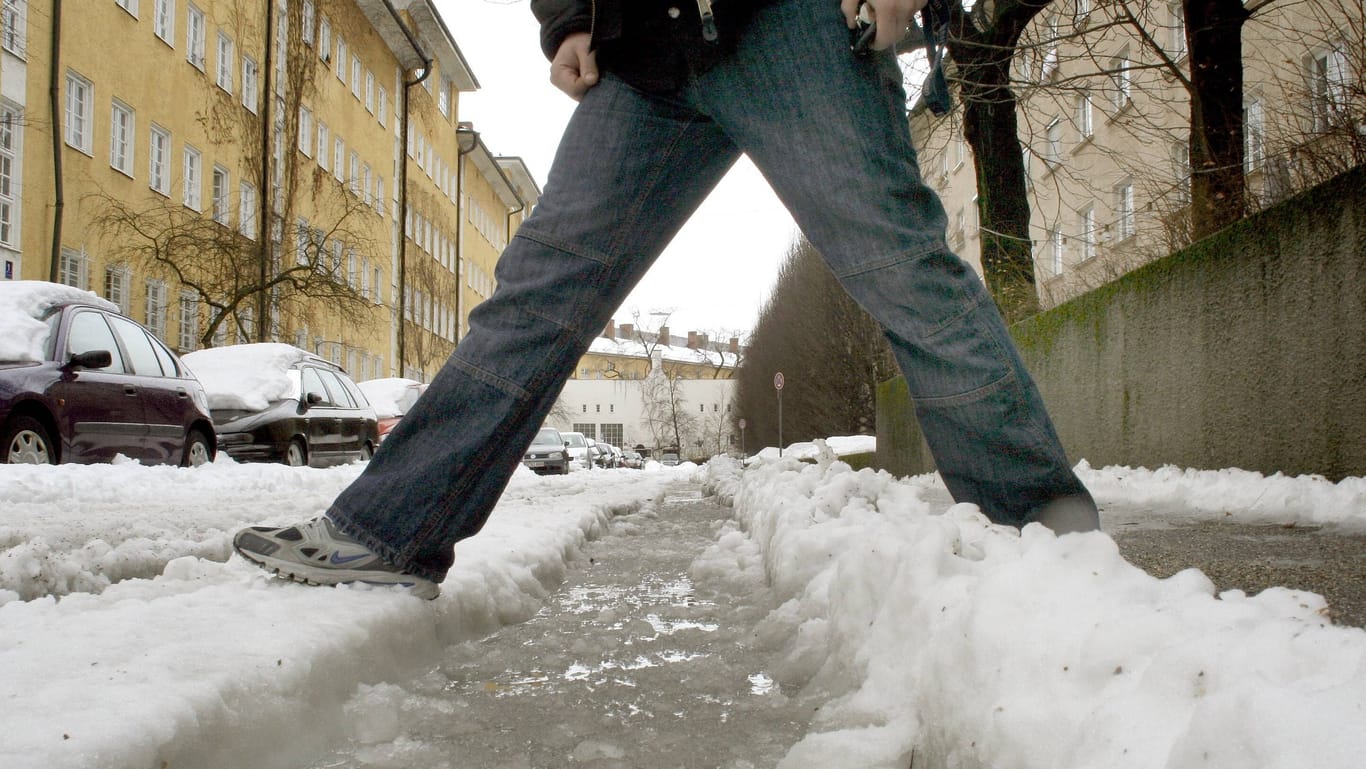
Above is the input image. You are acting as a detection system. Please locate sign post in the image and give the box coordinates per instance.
[773,372,785,457]
[738,418,747,460]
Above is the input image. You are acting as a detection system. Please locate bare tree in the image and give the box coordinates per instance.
[90,0,380,349]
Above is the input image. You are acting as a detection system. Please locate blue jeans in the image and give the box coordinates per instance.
[330,0,1094,582]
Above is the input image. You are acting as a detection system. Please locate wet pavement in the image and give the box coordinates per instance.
[310,484,814,769]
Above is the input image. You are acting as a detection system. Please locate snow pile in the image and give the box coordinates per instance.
[747,435,876,464]
[0,462,685,769]
[701,455,1366,769]
[1077,460,1366,530]
[0,280,118,363]
[182,343,310,410]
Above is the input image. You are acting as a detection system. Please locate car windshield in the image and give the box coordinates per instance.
[531,429,562,447]
[564,434,586,448]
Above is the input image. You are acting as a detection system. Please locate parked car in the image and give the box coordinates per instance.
[621,450,643,469]
[0,281,216,466]
[357,377,429,442]
[183,343,378,467]
[522,426,570,475]
[560,431,592,470]
[660,451,681,467]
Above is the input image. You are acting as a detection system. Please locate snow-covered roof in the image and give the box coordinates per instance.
[0,280,119,363]
[182,343,315,411]
[587,335,738,369]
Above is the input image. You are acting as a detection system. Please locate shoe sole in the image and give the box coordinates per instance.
[234,543,440,600]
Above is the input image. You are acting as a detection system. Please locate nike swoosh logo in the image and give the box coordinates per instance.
[329,552,370,565]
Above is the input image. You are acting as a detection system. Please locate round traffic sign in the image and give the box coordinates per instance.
[773,372,784,391]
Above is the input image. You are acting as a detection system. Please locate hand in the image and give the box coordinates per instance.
[841,0,929,51]
[549,32,599,101]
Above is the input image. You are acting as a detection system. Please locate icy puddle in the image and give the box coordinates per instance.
[309,483,814,769]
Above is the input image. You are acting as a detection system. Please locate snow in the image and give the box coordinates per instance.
[356,378,426,418]
[0,280,118,363]
[588,334,739,368]
[181,343,311,411]
[1,442,1363,768]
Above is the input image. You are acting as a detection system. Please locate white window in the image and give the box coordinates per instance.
[1245,97,1265,172]
[377,86,388,126]
[316,121,329,170]
[239,180,256,238]
[1079,206,1096,261]
[362,163,372,205]
[178,291,199,352]
[216,32,235,92]
[104,265,131,315]
[438,78,451,117]
[1111,52,1131,109]
[64,70,93,153]
[3,0,28,56]
[297,106,313,156]
[211,165,229,224]
[1040,15,1059,81]
[336,36,347,83]
[242,56,259,113]
[365,71,375,113]
[59,248,90,290]
[302,0,314,46]
[349,151,359,194]
[1168,2,1186,60]
[1115,181,1135,241]
[1310,43,1349,133]
[183,145,202,210]
[0,106,18,247]
[149,124,170,195]
[351,55,362,99]
[333,137,343,181]
[145,279,167,340]
[116,0,137,16]
[153,0,174,45]
[319,17,331,61]
[186,5,206,69]
[1076,91,1093,139]
[1172,141,1191,206]
[110,100,135,176]
[374,175,384,214]
[1045,117,1063,166]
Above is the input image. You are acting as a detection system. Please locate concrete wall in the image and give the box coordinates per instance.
[877,166,1366,481]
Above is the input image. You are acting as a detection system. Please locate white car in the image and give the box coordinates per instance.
[560,430,592,470]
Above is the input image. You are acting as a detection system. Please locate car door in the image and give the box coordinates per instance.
[105,314,193,465]
[298,366,341,465]
[50,309,147,462]
[316,368,364,460]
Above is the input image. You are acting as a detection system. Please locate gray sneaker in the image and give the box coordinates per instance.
[233,517,440,600]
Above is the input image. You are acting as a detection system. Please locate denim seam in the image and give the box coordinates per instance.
[831,241,943,280]
[516,227,613,267]
[912,369,1017,408]
[447,355,533,401]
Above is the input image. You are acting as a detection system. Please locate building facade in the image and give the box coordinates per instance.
[0,0,535,383]
[550,323,742,459]
[911,0,1361,308]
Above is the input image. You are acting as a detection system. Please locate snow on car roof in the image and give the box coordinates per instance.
[356,377,424,419]
[0,280,118,363]
[182,343,315,411]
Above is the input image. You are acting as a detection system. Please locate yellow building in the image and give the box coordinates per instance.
[910,0,1361,309]
[0,0,534,383]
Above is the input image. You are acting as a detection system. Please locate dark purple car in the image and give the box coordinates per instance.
[0,291,216,466]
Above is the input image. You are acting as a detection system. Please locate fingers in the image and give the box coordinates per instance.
[549,32,599,101]
[861,0,931,51]
[840,0,861,28]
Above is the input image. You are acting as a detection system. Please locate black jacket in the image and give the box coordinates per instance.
[531,0,773,92]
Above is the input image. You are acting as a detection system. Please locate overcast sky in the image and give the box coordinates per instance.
[435,0,800,339]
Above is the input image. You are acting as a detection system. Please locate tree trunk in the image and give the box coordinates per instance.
[1184,0,1250,238]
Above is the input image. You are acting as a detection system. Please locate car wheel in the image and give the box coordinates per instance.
[2,416,56,465]
[359,442,374,461]
[182,429,214,467]
[286,439,308,467]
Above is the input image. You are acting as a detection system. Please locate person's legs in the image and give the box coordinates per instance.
[692,0,1096,529]
[318,77,740,582]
